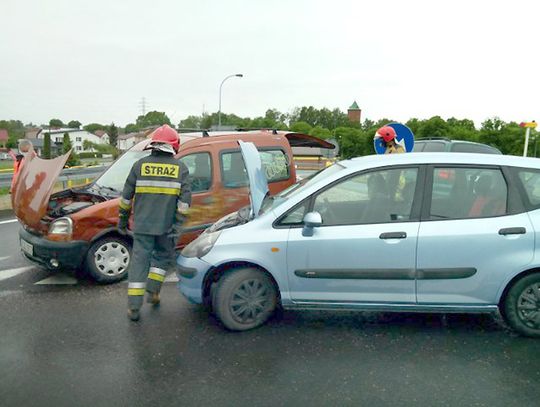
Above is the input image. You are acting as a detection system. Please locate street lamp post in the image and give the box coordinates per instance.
[218,73,243,130]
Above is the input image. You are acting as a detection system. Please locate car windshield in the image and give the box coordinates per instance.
[259,163,346,214]
[94,151,150,192]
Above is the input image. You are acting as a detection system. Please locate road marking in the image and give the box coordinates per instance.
[0,256,10,262]
[0,266,34,282]
[34,273,78,285]
[165,274,179,283]
[0,219,18,225]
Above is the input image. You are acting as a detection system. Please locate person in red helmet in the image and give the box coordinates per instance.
[118,124,191,321]
[377,126,405,154]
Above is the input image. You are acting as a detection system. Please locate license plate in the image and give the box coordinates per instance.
[21,239,33,256]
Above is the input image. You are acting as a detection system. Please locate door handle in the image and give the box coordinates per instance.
[379,232,407,239]
[499,227,526,236]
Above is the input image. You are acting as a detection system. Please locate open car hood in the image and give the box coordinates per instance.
[238,140,269,219]
[284,132,336,149]
[11,151,71,229]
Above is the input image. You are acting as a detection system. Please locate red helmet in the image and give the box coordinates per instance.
[150,125,180,152]
[377,126,397,143]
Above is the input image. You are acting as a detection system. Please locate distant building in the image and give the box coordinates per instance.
[94,130,110,144]
[117,130,149,151]
[347,101,361,123]
[36,128,109,153]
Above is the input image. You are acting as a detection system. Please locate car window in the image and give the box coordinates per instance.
[422,142,445,152]
[312,168,418,226]
[412,142,425,152]
[221,152,249,188]
[429,167,507,219]
[278,200,310,225]
[221,149,290,188]
[517,169,540,207]
[260,150,290,182]
[179,152,212,193]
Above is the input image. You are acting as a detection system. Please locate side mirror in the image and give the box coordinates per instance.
[302,211,322,237]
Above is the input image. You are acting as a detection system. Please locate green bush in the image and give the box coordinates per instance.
[79,152,103,159]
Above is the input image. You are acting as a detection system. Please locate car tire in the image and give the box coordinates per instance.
[503,273,540,338]
[213,268,277,331]
[86,236,131,284]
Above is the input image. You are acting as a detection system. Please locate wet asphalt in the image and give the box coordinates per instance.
[1,221,539,406]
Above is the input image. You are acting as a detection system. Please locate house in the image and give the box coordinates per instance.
[36,128,109,153]
[117,128,154,151]
[94,130,110,144]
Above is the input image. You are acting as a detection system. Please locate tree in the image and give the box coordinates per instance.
[178,115,202,129]
[43,133,51,159]
[290,121,312,134]
[83,123,107,133]
[67,120,81,129]
[124,123,139,133]
[49,119,64,128]
[136,111,171,128]
[108,123,118,148]
[63,133,79,166]
[0,120,25,147]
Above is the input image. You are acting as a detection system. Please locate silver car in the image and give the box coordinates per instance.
[177,141,540,336]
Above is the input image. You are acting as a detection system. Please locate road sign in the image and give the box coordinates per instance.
[374,123,415,155]
[520,121,537,129]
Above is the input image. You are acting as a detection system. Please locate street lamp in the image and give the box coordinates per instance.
[218,73,243,130]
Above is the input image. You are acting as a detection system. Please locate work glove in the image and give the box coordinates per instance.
[118,215,129,235]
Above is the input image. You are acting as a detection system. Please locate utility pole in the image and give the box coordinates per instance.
[139,97,147,116]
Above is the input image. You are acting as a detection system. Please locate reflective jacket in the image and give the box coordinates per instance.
[119,150,191,235]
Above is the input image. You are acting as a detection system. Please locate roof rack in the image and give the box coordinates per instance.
[235,127,279,135]
[415,137,451,141]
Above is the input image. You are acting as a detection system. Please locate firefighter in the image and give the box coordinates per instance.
[377,126,405,154]
[118,125,191,322]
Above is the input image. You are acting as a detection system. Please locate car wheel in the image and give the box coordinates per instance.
[214,268,277,331]
[86,236,131,284]
[503,273,540,338]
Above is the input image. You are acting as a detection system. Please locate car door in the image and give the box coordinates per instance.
[416,165,534,305]
[285,166,423,304]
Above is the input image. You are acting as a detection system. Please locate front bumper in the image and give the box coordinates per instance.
[19,228,89,270]
[176,255,212,304]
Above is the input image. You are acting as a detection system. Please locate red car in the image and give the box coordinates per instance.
[13,130,333,283]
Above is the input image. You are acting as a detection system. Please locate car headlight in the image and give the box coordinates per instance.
[49,217,73,235]
[181,231,221,258]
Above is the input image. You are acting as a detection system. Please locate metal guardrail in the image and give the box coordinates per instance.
[0,164,111,189]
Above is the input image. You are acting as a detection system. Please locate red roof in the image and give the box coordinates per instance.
[0,129,8,141]
[94,130,107,138]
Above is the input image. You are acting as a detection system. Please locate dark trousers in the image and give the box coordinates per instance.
[127,233,175,310]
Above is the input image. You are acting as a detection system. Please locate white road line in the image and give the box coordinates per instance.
[34,273,78,285]
[0,256,11,262]
[165,274,179,283]
[0,219,18,225]
[0,266,34,282]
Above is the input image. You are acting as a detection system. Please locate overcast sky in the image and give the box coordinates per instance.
[1,0,539,127]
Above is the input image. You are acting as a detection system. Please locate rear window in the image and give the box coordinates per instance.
[221,149,290,188]
[451,143,501,154]
[422,142,446,152]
